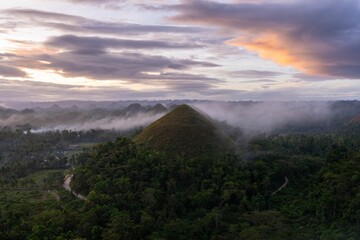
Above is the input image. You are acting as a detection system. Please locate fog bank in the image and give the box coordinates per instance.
[193,101,334,135]
[31,112,165,133]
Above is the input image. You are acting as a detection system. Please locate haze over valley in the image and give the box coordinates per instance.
[1,100,360,136]
[2,0,360,239]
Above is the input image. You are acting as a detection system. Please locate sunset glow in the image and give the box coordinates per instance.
[0,0,360,101]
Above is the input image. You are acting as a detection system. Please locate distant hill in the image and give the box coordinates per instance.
[48,104,62,111]
[134,104,234,156]
[111,103,147,117]
[149,103,168,114]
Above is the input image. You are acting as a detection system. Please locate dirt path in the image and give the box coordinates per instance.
[271,176,289,196]
[63,174,88,201]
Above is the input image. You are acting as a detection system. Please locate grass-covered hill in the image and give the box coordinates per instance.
[134,104,234,156]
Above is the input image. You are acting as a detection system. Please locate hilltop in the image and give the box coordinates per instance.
[134,104,234,156]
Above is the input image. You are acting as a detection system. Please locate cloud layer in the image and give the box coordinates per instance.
[1,1,360,101]
[173,0,360,79]
[4,8,202,36]
[0,65,27,77]
[1,7,221,94]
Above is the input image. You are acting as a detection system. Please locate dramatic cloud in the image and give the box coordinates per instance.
[0,6,248,100]
[0,5,220,95]
[28,51,219,81]
[173,0,360,79]
[0,48,222,97]
[3,9,202,36]
[2,1,360,101]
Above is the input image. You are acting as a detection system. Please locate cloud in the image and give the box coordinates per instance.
[137,4,174,11]
[67,0,118,2]
[3,8,202,36]
[0,78,238,102]
[241,79,277,84]
[0,5,220,93]
[49,0,147,9]
[292,73,337,82]
[0,48,222,98]
[172,0,360,79]
[228,70,283,78]
[46,35,201,51]
[1,76,359,102]
[26,51,218,81]
[65,0,168,4]
[0,79,168,101]
[0,65,27,77]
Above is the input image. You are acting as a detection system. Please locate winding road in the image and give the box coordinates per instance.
[271,176,289,196]
[63,174,88,201]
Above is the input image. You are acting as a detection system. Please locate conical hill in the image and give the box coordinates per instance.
[134,104,234,156]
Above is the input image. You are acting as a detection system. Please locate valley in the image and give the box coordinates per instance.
[1,101,360,239]
[2,0,360,238]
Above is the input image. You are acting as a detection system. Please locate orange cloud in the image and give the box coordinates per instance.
[6,39,59,59]
[226,33,315,73]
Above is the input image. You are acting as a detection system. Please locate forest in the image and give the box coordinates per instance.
[1,101,360,239]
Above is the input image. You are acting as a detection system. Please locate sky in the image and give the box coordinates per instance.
[0,0,360,101]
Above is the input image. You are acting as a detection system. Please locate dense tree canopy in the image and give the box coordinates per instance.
[2,124,360,239]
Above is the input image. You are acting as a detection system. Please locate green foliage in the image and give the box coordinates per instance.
[66,137,294,239]
[70,127,360,239]
[3,124,360,239]
[134,104,234,157]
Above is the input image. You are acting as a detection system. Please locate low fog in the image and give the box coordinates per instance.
[1,101,360,136]
[0,114,26,127]
[192,101,345,135]
[0,103,168,133]
[31,113,165,132]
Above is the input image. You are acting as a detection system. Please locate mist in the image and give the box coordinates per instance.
[31,112,165,133]
[0,103,169,133]
[192,101,335,135]
[0,114,26,127]
[1,101,359,137]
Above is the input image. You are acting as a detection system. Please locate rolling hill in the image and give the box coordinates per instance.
[134,104,234,156]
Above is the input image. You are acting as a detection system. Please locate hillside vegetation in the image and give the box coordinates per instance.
[134,104,234,156]
[69,130,360,239]
[2,102,360,239]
